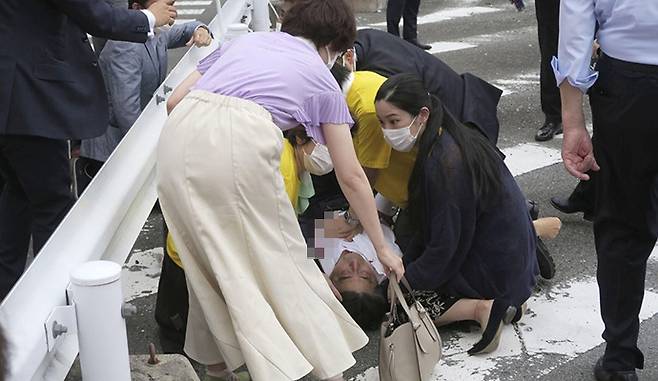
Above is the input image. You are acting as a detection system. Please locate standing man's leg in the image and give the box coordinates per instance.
[590,56,658,375]
[0,136,74,300]
[401,0,430,50]
[534,0,562,141]
[386,0,405,38]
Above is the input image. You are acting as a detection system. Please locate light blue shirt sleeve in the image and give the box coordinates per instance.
[551,0,599,93]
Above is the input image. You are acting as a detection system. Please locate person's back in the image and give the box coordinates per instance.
[195,31,345,140]
[354,28,502,145]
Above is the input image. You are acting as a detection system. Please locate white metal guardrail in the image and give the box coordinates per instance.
[0,1,271,380]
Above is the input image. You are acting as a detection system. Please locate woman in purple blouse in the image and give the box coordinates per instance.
[156,0,404,380]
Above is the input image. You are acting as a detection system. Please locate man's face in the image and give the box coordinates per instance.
[329,251,378,294]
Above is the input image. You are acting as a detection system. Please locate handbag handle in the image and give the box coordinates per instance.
[388,274,418,327]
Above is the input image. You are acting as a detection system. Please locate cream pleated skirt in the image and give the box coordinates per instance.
[156,90,368,380]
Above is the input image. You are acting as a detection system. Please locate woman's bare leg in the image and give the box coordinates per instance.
[433,299,493,329]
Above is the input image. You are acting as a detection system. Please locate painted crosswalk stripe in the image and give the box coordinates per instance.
[370,6,502,27]
[502,143,562,177]
[428,42,477,54]
[178,8,206,15]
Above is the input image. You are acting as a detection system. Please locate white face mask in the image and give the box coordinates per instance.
[303,142,334,175]
[324,46,339,69]
[382,116,423,152]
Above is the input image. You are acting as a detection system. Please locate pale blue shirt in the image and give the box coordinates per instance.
[551,0,658,93]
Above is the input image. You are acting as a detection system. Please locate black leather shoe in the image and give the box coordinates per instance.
[594,358,638,381]
[550,196,594,221]
[405,38,432,50]
[535,121,563,141]
[536,238,556,280]
[550,196,585,214]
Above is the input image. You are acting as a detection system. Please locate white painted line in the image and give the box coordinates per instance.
[502,143,563,177]
[174,18,198,24]
[370,6,502,27]
[176,0,213,5]
[122,248,163,301]
[491,71,539,97]
[350,279,658,381]
[178,8,206,15]
[428,41,477,54]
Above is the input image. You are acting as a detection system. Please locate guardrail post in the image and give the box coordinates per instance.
[252,0,270,31]
[70,261,131,381]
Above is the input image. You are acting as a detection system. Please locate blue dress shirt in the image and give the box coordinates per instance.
[552,0,658,93]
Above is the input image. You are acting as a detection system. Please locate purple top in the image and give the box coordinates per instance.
[194,32,353,144]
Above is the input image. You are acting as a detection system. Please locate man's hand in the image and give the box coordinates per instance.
[562,122,599,180]
[187,26,213,47]
[149,0,177,27]
[323,274,342,301]
[377,246,404,280]
[322,217,362,241]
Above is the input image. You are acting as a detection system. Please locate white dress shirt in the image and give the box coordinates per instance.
[552,0,658,93]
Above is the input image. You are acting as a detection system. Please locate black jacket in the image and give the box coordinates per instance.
[0,0,150,139]
[354,28,503,145]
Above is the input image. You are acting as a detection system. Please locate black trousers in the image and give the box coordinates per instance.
[386,0,421,41]
[0,135,74,300]
[590,54,658,371]
[535,0,561,123]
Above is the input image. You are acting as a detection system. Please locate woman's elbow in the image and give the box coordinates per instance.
[335,167,369,193]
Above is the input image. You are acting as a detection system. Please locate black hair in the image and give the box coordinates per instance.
[340,291,388,330]
[280,0,356,53]
[330,63,352,90]
[283,127,311,147]
[374,74,502,230]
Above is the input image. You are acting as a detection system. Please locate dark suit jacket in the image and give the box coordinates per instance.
[354,28,503,145]
[0,0,151,140]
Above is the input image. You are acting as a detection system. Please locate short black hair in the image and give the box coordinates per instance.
[281,0,356,53]
[340,291,388,330]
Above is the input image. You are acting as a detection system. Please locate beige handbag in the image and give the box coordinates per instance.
[379,276,442,381]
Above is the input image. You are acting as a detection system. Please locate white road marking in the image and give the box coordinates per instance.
[428,25,537,56]
[178,8,206,15]
[502,143,563,177]
[491,72,539,97]
[428,41,477,54]
[370,6,502,27]
[122,248,163,301]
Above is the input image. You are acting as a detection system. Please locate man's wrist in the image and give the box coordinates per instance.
[341,210,359,227]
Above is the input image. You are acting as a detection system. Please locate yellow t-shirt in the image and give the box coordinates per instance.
[347,71,418,208]
[167,140,304,268]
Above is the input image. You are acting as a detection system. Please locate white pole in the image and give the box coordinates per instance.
[251,0,269,31]
[70,261,130,381]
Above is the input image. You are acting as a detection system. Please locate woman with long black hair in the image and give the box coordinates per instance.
[374,74,539,355]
